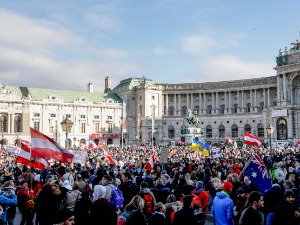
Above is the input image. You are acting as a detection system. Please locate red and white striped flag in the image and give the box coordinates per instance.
[103,148,117,165]
[227,137,233,145]
[16,140,49,170]
[244,132,262,147]
[145,154,155,171]
[88,141,98,150]
[30,128,74,164]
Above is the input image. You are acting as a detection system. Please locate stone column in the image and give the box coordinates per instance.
[283,74,287,101]
[165,94,169,115]
[174,94,177,115]
[203,93,206,115]
[241,91,244,113]
[190,93,194,110]
[263,88,266,108]
[216,92,219,114]
[277,75,281,105]
[254,89,257,112]
[186,93,189,109]
[225,92,227,112]
[228,91,231,114]
[268,88,271,107]
[178,94,181,115]
[250,89,252,112]
[199,93,202,114]
[211,92,215,114]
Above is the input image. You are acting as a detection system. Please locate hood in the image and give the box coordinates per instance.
[216,191,230,199]
[140,188,151,194]
[164,201,182,209]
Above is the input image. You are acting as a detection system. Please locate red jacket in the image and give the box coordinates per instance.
[191,190,209,216]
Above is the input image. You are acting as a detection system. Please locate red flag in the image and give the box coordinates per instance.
[145,154,155,171]
[227,137,233,145]
[88,141,98,150]
[30,128,74,164]
[16,140,49,170]
[244,132,262,147]
[103,149,117,165]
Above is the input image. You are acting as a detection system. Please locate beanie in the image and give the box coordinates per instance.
[284,190,295,198]
[56,208,74,223]
[194,181,203,194]
[223,182,233,193]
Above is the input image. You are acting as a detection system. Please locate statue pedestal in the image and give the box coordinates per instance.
[181,127,204,144]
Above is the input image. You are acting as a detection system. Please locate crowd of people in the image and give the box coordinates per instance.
[0,143,299,225]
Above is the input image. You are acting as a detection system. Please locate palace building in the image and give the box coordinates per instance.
[1,41,300,148]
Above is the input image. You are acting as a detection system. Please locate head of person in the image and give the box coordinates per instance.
[56,208,75,225]
[122,172,131,183]
[102,175,112,185]
[140,182,149,189]
[283,180,294,191]
[76,174,82,181]
[284,190,295,205]
[154,202,166,213]
[93,185,106,201]
[223,182,233,194]
[182,195,193,208]
[166,194,176,204]
[194,181,204,195]
[72,182,79,191]
[128,195,145,210]
[288,173,295,182]
[248,191,264,210]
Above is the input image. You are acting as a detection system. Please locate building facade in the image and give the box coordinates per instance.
[113,41,300,147]
[1,41,300,148]
[0,78,124,148]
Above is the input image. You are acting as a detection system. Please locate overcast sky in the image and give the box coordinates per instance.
[0,0,299,92]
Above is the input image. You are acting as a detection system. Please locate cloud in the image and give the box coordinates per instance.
[191,55,275,82]
[153,47,174,55]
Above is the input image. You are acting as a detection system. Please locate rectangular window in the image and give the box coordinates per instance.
[152,96,155,100]
[94,115,100,119]
[108,123,113,133]
[34,121,40,131]
[80,123,86,133]
[34,113,40,117]
[107,116,112,120]
[66,114,71,118]
[80,115,86,119]
[94,123,100,133]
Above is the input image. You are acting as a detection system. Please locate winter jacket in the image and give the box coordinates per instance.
[65,190,81,211]
[212,191,234,225]
[118,205,147,225]
[172,206,197,225]
[151,185,170,204]
[88,198,117,225]
[191,189,209,216]
[61,172,74,186]
[0,194,17,223]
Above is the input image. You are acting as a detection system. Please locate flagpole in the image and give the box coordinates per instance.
[239,154,254,180]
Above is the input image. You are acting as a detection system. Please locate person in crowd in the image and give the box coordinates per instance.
[151,178,170,204]
[238,191,264,225]
[148,202,167,225]
[139,182,156,219]
[172,195,197,225]
[273,190,300,225]
[101,174,117,201]
[233,185,251,225]
[75,174,86,192]
[230,173,241,205]
[212,181,234,225]
[88,185,117,225]
[119,172,139,206]
[0,181,17,225]
[118,195,147,225]
[64,182,81,211]
[60,168,74,186]
[17,180,34,225]
[164,194,182,225]
[55,207,75,225]
[144,169,154,188]
[74,190,92,225]
[275,161,287,184]
[191,181,209,225]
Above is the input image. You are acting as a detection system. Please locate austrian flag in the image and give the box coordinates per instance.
[243,132,262,147]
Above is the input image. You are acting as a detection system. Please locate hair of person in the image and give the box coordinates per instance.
[154,202,164,211]
[72,182,79,190]
[166,194,176,203]
[284,180,294,189]
[123,172,132,180]
[103,174,112,182]
[127,195,145,210]
[248,191,262,206]
[182,195,193,207]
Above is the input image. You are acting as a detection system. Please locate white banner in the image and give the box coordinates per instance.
[6,146,19,153]
[212,148,220,159]
[72,150,87,165]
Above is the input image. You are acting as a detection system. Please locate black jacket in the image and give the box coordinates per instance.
[149,212,168,225]
[172,206,197,225]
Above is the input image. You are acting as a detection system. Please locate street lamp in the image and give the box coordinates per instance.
[266,124,274,149]
[61,118,73,149]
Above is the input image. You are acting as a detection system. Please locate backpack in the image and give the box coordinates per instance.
[140,193,153,217]
[111,188,125,209]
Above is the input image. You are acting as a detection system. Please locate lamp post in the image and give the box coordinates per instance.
[61,118,73,149]
[266,124,274,149]
[151,104,156,146]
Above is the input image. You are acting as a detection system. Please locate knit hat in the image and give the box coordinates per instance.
[223,182,233,193]
[194,181,203,194]
[284,190,295,198]
[56,208,74,223]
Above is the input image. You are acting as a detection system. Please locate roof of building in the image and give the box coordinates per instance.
[3,85,122,104]
[113,77,154,91]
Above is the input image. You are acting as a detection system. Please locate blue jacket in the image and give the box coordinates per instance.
[212,191,234,225]
[0,194,17,223]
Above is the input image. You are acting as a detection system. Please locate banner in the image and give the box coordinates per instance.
[6,146,19,153]
[72,150,87,165]
[160,147,169,163]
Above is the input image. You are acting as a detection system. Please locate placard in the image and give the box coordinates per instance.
[160,147,169,163]
[72,150,87,165]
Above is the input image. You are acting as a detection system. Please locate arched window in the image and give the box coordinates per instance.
[257,123,264,137]
[277,118,287,140]
[207,105,212,115]
[14,115,22,132]
[232,124,238,137]
[168,106,174,116]
[181,106,187,116]
[244,124,251,133]
[168,125,175,139]
[206,125,212,138]
[0,115,7,132]
[219,125,225,138]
